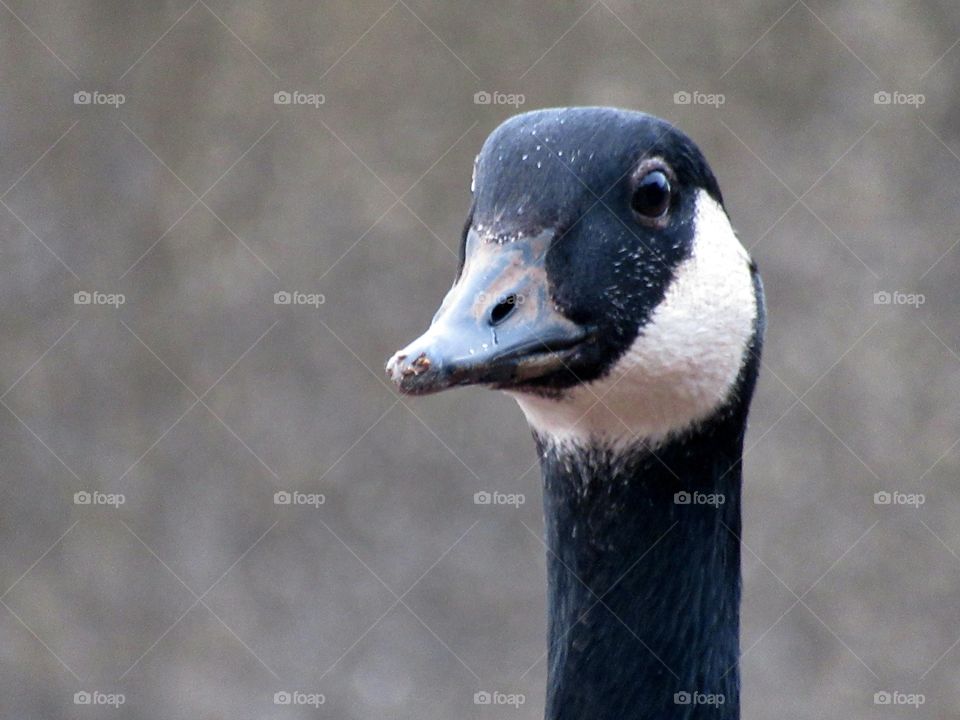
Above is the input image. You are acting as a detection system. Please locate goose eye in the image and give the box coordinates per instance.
[631,170,671,219]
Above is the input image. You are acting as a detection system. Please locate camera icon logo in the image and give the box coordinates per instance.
[874,691,892,705]
[674,691,692,705]
[673,91,692,105]
[874,91,892,105]
[74,691,92,704]
[873,491,892,505]
[74,291,92,305]
[74,491,92,505]
[274,491,292,505]
[474,90,492,105]
[274,291,292,305]
[74,91,92,105]
[473,491,492,505]
[274,91,292,105]
[474,691,492,705]
[274,690,292,704]
[873,291,891,305]
[673,491,691,505]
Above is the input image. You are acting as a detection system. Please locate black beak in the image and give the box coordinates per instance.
[386,229,591,395]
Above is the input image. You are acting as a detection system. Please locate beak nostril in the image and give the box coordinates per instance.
[489,294,519,326]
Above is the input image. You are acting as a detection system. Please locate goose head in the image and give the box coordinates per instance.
[387,107,760,449]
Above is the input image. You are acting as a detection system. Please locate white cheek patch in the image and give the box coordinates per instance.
[511,190,757,450]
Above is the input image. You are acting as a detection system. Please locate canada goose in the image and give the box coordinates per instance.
[386,107,764,720]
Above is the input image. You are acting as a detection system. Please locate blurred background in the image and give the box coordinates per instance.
[1,1,959,718]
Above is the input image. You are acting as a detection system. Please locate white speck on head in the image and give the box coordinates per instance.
[510,190,758,451]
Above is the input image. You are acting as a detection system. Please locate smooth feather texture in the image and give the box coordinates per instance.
[537,269,764,720]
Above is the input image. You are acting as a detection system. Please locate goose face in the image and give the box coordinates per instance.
[387,107,759,445]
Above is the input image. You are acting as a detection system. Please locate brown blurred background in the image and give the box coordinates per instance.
[1,1,959,718]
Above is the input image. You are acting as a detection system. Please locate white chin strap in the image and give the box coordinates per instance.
[511,190,758,451]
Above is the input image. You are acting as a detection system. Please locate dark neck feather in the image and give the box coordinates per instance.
[538,412,746,720]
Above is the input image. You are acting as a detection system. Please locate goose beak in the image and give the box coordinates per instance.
[386,229,590,395]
